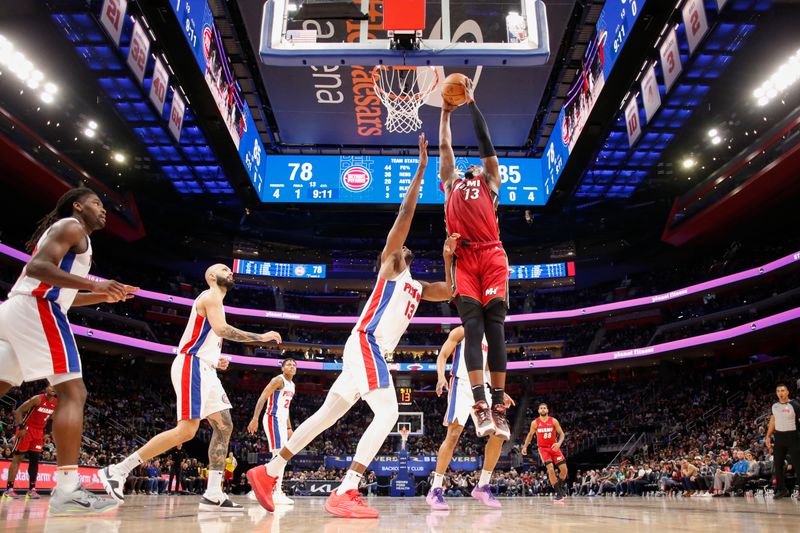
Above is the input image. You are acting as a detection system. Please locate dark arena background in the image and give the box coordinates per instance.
[1,0,800,531]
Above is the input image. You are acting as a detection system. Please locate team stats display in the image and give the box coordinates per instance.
[508,262,575,280]
[260,155,547,206]
[232,259,326,279]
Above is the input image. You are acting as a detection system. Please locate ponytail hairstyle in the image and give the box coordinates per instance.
[26,187,97,253]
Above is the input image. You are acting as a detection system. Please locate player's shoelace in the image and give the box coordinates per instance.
[433,488,445,502]
[346,490,368,506]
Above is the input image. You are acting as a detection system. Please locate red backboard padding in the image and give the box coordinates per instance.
[383,0,425,31]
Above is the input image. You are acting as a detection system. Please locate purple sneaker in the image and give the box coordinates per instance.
[471,484,501,509]
[426,487,449,510]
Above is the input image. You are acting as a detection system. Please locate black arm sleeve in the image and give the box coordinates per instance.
[468,101,496,159]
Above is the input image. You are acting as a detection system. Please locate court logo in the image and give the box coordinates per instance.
[341,166,372,192]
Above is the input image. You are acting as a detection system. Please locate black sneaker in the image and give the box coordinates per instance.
[472,401,496,437]
[199,494,244,512]
[491,404,510,441]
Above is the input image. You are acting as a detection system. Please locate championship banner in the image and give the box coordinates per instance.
[127,20,151,84]
[640,63,661,123]
[624,97,642,147]
[168,90,185,141]
[1,461,103,490]
[682,0,709,55]
[100,0,128,45]
[149,57,169,116]
[659,28,683,93]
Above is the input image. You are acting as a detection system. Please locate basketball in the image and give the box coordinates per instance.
[441,73,470,106]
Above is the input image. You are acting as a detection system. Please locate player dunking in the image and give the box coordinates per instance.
[0,187,136,515]
[427,326,514,510]
[522,403,568,502]
[248,134,454,519]
[2,386,58,500]
[439,80,510,440]
[247,358,297,505]
[100,264,282,512]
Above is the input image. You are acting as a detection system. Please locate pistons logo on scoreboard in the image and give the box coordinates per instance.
[203,25,214,62]
[341,166,372,192]
[293,265,306,277]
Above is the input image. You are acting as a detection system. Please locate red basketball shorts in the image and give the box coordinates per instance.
[539,446,566,465]
[13,427,44,454]
[451,242,509,306]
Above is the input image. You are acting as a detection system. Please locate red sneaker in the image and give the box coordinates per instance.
[246,466,276,512]
[324,489,379,519]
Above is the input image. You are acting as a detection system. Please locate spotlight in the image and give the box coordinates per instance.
[682,158,696,169]
[711,136,721,145]
[40,92,54,104]
[83,127,95,138]
[44,82,58,94]
[113,152,126,163]
[707,128,718,137]
[88,120,98,130]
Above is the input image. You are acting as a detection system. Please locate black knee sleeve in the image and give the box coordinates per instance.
[27,452,40,489]
[483,300,507,372]
[455,298,485,373]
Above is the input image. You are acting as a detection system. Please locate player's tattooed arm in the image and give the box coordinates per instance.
[203,292,282,344]
[207,410,233,470]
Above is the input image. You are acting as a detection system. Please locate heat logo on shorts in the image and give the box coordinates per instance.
[341,166,372,192]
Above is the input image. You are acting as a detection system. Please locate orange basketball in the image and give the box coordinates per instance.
[441,73,469,106]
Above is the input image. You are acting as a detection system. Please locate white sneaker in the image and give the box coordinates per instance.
[49,485,118,516]
[99,466,127,503]
[247,490,257,501]
[199,493,244,512]
[273,491,295,505]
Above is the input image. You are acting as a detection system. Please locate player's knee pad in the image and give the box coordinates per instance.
[455,298,486,373]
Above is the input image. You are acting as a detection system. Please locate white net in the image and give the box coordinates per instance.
[372,65,439,133]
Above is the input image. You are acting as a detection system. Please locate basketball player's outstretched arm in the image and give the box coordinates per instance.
[436,327,465,396]
[25,219,128,300]
[72,284,139,306]
[381,133,427,267]
[202,291,282,345]
[521,420,537,455]
[464,80,500,194]
[247,376,283,434]
[439,104,457,195]
[420,233,459,302]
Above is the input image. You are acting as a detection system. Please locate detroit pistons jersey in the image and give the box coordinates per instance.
[24,394,58,430]
[445,174,500,243]
[352,269,422,355]
[10,218,92,312]
[265,375,295,420]
[178,291,223,367]
[451,335,489,381]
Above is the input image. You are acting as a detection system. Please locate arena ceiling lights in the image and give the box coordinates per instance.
[753,47,800,106]
[0,34,59,104]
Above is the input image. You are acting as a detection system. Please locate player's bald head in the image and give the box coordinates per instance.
[205,263,234,290]
[205,263,227,284]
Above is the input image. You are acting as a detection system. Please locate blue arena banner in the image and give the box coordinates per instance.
[256,454,324,469]
[325,455,480,476]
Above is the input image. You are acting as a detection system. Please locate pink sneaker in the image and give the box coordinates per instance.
[470,484,501,508]
[426,487,449,510]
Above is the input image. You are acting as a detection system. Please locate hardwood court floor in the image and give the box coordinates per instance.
[2,494,799,532]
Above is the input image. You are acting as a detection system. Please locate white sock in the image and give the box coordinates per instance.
[266,455,287,477]
[478,470,492,487]
[336,470,363,495]
[114,452,142,476]
[275,470,285,494]
[433,473,445,489]
[205,470,224,496]
[55,466,80,492]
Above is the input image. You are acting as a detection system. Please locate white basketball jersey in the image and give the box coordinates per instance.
[10,218,92,312]
[452,335,489,381]
[178,290,223,367]
[265,375,295,420]
[352,269,423,355]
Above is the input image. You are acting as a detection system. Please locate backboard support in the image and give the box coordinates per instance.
[260,0,550,67]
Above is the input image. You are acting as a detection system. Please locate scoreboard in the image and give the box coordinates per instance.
[232,259,326,279]
[260,155,546,206]
[508,262,575,280]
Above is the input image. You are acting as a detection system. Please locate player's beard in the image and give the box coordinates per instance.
[216,275,235,290]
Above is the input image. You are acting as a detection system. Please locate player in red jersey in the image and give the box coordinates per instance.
[439,80,510,441]
[2,386,58,500]
[522,403,568,502]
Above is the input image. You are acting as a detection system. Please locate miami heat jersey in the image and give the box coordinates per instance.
[10,218,92,312]
[178,291,223,367]
[265,375,295,420]
[451,335,489,381]
[445,174,500,243]
[352,269,422,355]
[24,394,57,430]
[535,417,557,448]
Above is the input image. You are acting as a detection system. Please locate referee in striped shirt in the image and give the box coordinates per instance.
[765,382,800,499]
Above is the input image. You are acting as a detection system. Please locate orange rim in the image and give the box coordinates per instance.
[372,65,439,102]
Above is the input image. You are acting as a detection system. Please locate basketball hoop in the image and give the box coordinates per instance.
[372,65,438,133]
[399,427,411,450]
